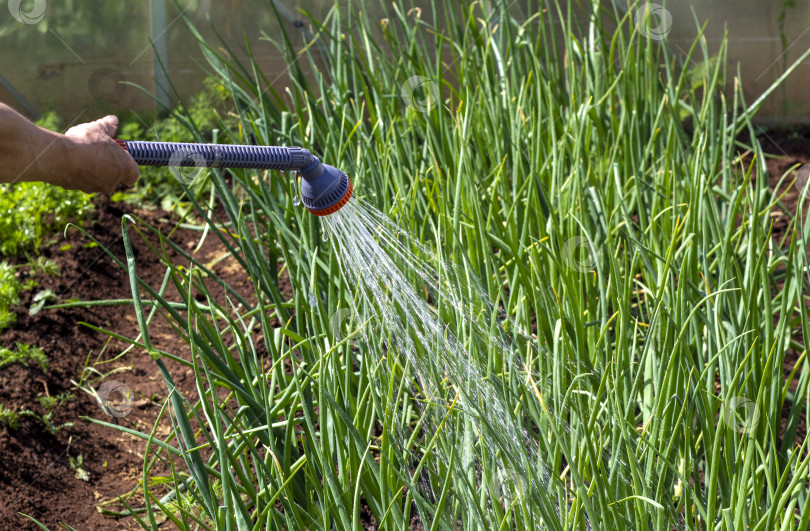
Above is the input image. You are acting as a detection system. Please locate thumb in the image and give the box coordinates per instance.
[95,115,119,138]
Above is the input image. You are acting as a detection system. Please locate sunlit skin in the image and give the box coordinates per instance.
[0,103,139,193]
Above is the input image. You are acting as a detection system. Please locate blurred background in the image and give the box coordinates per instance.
[1,0,809,124]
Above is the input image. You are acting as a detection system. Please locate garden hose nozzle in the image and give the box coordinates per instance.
[115,139,353,216]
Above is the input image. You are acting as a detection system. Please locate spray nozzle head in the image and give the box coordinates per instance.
[299,157,353,216]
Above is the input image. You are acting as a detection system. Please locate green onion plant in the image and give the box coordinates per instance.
[53,1,810,529]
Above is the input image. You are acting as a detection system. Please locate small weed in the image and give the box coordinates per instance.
[28,257,61,278]
[37,393,69,412]
[0,261,23,330]
[0,183,91,257]
[0,343,49,372]
[0,393,72,435]
[0,404,21,430]
[69,454,90,482]
[30,392,74,436]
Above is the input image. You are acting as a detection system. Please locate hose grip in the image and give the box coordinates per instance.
[115,139,314,172]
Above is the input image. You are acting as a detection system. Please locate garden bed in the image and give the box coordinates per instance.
[0,124,808,527]
[0,197,286,529]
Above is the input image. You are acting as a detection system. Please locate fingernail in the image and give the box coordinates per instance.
[105,115,119,124]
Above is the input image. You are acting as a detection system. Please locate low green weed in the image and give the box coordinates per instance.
[0,403,21,430]
[31,392,74,436]
[0,393,73,435]
[0,257,60,329]
[0,181,91,256]
[0,342,48,371]
[69,454,90,482]
[28,256,60,277]
[0,261,23,330]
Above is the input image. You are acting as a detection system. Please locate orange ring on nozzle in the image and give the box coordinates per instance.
[307,180,353,216]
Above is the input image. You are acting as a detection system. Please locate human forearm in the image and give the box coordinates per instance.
[0,103,139,193]
[0,103,69,186]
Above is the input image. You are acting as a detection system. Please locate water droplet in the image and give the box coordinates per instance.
[308,293,318,307]
[293,194,301,206]
[322,230,329,242]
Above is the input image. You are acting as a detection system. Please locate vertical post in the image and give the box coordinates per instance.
[150,0,171,111]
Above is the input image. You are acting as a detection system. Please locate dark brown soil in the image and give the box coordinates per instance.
[0,197,276,529]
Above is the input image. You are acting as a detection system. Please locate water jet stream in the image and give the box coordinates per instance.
[322,197,644,528]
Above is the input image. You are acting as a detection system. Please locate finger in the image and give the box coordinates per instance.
[95,115,119,138]
[113,143,140,186]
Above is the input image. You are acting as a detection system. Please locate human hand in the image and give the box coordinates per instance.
[61,115,140,193]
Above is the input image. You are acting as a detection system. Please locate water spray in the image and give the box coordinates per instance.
[115,139,353,216]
